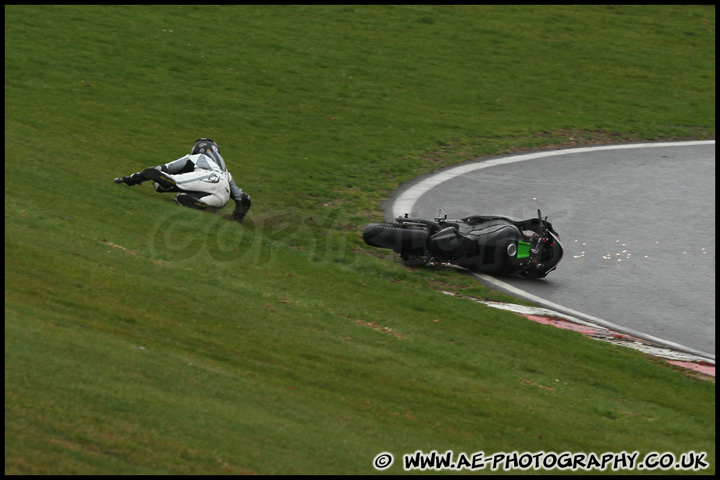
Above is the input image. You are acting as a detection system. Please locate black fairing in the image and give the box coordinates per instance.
[428,215,563,277]
[428,218,522,275]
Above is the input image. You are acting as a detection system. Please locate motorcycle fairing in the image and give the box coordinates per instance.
[461,214,556,237]
[427,219,523,273]
[517,241,531,259]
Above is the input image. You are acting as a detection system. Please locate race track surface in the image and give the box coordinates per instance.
[386,141,715,359]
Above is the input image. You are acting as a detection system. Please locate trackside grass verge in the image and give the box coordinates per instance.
[5,5,715,475]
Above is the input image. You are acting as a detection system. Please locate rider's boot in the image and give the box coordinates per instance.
[114,172,146,186]
[174,193,209,210]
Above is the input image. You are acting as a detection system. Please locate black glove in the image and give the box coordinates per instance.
[231,193,251,222]
[231,206,248,222]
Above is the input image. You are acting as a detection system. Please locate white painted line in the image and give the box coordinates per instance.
[392,140,715,218]
[472,273,714,362]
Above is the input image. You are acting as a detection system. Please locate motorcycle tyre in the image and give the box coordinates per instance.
[362,223,429,254]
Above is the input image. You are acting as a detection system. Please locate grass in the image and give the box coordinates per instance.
[5,5,715,475]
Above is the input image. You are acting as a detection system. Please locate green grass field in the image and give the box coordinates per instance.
[5,5,715,475]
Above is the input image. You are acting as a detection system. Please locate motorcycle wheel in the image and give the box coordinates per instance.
[362,223,429,254]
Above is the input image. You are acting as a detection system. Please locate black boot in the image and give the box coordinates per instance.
[174,193,208,210]
[141,167,176,190]
[114,172,146,186]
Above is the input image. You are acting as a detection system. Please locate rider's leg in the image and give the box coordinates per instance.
[141,163,200,192]
[174,192,225,210]
[169,171,230,210]
[162,158,196,175]
[141,167,177,190]
[115,165,177,187]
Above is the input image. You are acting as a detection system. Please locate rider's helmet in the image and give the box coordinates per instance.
[192,138,220,155]
[191,138,227,171]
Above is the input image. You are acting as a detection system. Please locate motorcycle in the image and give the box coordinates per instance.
[363,209,563,278]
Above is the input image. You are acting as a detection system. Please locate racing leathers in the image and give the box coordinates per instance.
[116,149,251,220]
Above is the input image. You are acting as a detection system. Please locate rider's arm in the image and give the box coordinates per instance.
[227,172,245,201]
[227,171,251,216]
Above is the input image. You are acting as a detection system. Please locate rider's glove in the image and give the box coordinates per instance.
[231,193,251,222]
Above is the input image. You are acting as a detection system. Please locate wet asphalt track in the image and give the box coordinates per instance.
[385,141,715,359]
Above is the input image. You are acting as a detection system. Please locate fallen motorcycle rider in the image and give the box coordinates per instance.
[363,210,563,278]
[114,138,251,222]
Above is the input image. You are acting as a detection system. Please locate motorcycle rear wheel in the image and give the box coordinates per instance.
[362,223,429,254]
